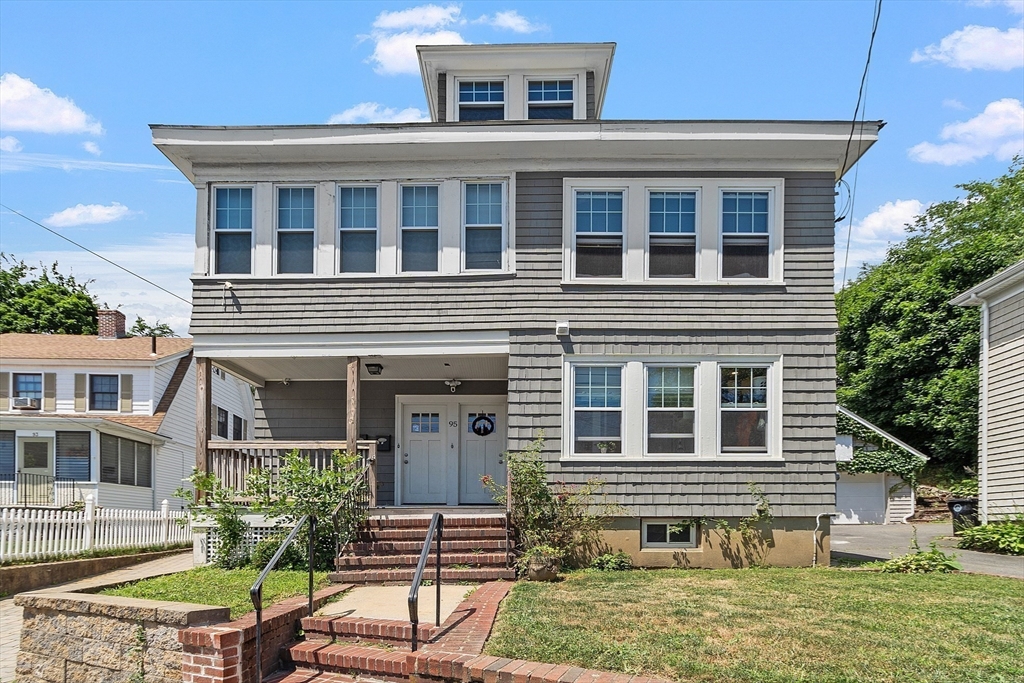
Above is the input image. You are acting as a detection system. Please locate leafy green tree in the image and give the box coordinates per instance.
[127,315,177,337]
[837,159,1024,471]
[0,255,98,334]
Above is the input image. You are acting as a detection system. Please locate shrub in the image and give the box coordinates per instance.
[946,478,979,498]
[249,535,306,571]
[880,532,960,574]
[174,471,250,569]
[590,552,633,571]
[516,544,563,572]
[956,520,1024,555]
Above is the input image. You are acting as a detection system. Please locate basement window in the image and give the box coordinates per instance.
[642,519,697,548]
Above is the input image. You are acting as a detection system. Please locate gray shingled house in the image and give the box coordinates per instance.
[153,42,881,569]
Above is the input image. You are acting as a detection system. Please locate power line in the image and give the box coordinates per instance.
[0,202,192,306]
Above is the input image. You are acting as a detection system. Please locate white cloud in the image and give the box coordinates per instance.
[373,4,462,30]
[328,102,430,124]
[908,98,1024,165]
[836,199,926,287]
[369,28,468,75]
[967,0,1024,14]
[0,73,103,134]
[19,233,194,335]
[911,25,1024,70]
[81,141,101,156]
[942,98,967,110]
[0,135,22,152]
[44,202,134,228]
[474,10,546,33]
[0,152,172,173]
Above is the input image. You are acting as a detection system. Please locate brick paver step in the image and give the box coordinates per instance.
[329,567,516,584]
[359,527,507,541]
[346,538,507,554]
[335,552,507,569]
[366,515,505,529]
[264,669,362,683]
[302,615,438,645]
[284,641,408,678]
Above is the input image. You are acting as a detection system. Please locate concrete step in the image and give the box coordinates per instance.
[358,527,507,541]
[284,641,408,679]
[329,566,516,584]
[347,538,507,555]
[264,669,362,683]
[335,552,507,569]
[302,615,438,646]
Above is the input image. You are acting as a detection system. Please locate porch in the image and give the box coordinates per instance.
[0,474,96,507]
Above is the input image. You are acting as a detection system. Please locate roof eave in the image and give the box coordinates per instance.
[837,406,929,460]
[950,259,1024,306]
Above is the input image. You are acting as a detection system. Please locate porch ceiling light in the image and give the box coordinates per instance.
[445,379,462,393]
[365,363,384,376]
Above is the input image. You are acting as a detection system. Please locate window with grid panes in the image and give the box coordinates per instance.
[90,375,118,411]
[458,81,504,121]
[646,367,696,454]
[574,191,623,278]
[573,366,622,454]
[215,187,253,274]
[528,80,573,119]
[648,192,697,278]
[720,366,769,451]
[401,186,439,272]
[278,187,315,274]
[721,191,770,278]
[338,186,378,273]
[464,183,503,270]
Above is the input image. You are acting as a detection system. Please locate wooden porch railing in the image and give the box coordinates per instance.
[206,439,377,505]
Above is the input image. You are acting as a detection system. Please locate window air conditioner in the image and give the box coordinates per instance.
[12,397,41,410]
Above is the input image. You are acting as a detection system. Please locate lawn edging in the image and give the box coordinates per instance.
[0,547,189,596]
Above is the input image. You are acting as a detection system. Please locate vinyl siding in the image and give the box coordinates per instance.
[985,290,1024,519]
[885,474,914,524]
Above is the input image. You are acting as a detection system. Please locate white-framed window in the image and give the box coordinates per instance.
[571,365,623,456]
[719,366,770,453]
[277,186,315,274]
[573,189,625,278]
[338,185,379,274]
[89,375,119,412]
[720,190,771,279]
[400,185,440,273]
[642,519,697,548]
[463,182,504,271]
[12,373,42,400]
[645,366,697,455]
[457,80,505,122]
[648,190,698,279]
[527,79,574,120]
[213,186,253,275]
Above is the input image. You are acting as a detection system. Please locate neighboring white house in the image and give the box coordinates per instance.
[835,406,928,525]
[951,260,1024,523]
[0,310,254,510]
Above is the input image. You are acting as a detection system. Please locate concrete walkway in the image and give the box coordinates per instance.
[0,552,192,683]
[317,584,471,623]
[832,522,1024,579]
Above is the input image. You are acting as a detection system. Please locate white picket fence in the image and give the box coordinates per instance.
[0,495,190,563]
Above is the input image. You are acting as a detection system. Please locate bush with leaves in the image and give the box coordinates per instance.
[590,551,633,571]
[956,520,1024,556]
[174,471,250,569]
[246,449,366,571]
[249,534,306,571]
[880,531,960,574]
[0,255,98,334]
[482,434,624,568]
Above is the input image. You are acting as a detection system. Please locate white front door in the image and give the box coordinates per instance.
[401,405,449,504]
[459,405,507,504]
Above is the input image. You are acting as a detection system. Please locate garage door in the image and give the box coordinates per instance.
[835,473,886,524]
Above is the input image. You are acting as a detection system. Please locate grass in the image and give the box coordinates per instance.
[0,542,190,567]
[484,568,1024,683]
[100,566,330,618]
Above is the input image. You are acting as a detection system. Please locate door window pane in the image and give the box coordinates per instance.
[90,375,118,411]
[410,413,440,433]
[24,442,48,469]
[0,432,14,480]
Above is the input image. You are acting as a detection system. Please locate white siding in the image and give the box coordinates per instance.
[97,481,155,510]
[0,363,159,415]
[985,290,1024,520]
[884,474,914,524]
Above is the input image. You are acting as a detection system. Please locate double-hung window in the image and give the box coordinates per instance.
[572,366,622,455]
[464,183,503,270]
[574,190,624,278]
[721,191,770,278]
[528,80,574,120]
[278,187,315,274]
[338,186,378,273]
[646,366,696,455]
[89,375,118,411]
[217,407,229,439]
[401,186,440,273]
[13,373,42,400]
[648,191,697,278]
[720,366,769,452]
[214,187,253,274]
[458,81,504,121]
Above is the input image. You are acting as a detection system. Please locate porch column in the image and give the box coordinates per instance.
[196,357,211,474]
[346,356,360,455]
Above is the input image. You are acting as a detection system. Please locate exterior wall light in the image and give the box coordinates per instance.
[445,379,462,393]
[365,363,384,375]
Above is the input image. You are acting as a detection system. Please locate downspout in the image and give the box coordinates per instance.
[812,512,837,568]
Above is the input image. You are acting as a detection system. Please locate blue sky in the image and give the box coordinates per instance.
[1,0,1022,334]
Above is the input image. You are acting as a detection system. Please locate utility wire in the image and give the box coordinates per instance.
[0,202,192,306]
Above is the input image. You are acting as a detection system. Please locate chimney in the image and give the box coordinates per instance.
[97,309,126,339]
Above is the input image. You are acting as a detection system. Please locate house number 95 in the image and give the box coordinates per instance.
[449,421,458,428]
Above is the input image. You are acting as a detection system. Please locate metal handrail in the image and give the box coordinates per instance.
[408,512,443,652]
[331,459,373,558]
[249,514,312,683]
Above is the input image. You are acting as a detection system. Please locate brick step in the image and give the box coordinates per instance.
[284,641,408,679]
[302,615,438,646]
[358,527,507,541]
[335,552,508,569]
[365,515,505,529]
[264,669,362,683]
[347,538,507,555]
[329,566,516,584]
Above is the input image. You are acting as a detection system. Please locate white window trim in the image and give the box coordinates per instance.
[641,519,698,549]
[453,76,509,123]
[274,185,317,276]
[210,184,256,277]
[523,75,580,120]
[561,356,784,461]
[645,186,702,281]
[87,373,120,414]
[336,182,382,276]
[568,363,626,458]
[562,178,786,285]
[643,363,700,458]
[398,182,443,274]
[717,363,778,458]
[461,180,508,273]
[11,372,43,400]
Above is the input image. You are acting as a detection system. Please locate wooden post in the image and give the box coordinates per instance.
[346,356,360,456]
[196,357,212,477]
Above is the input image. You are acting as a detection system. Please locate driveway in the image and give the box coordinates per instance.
[832,522,1023,579]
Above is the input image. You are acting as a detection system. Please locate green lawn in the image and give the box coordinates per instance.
[100,567,330,618]
[484,569,1024,683]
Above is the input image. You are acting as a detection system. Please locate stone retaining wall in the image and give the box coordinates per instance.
[0,547,188,596]
[14,591,229,683]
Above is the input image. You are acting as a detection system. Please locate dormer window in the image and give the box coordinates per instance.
[458,81,505,121]
[528,80,574,120]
